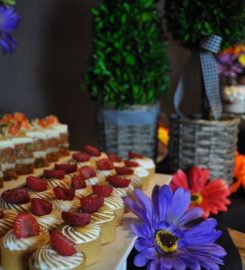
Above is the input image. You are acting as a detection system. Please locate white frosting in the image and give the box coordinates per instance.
[97,170,116,178]
[29,189,54,200]
[0,140,14,149]
[0,199,31,213]
[47,178,69,188]
[0,209,17,237]
[131,158,155,169]
[75,186,92,198]
[34,210,63,231]
[52,198,80,212]
[51,124,68,133]
[113,161,125,167]
[33,150,47,158]
[31,244,84,270]
[11,136,33,144]
[43,129,60,139]
[91,210,115,225]
[47,147,59,154]
[16,158,34,165]
[60,223,101,244]
[1,162,15,170]
[26,131,47,140]
[85,176,104,186]
[112,184,134,198]
[103,196,124,211]
[1,227,48,250]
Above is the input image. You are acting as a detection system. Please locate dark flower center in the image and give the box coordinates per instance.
[155,230,178,253]
[191,192,203,205]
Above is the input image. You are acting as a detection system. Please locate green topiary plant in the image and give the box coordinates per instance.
[82,0,170,109]
[165,0,245,50]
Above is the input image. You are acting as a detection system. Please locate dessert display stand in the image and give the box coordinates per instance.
[0,152,172,270]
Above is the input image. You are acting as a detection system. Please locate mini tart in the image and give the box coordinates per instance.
[111,183,134,198]
[52,198,80,212]
[133,167,150,190]
[0,209,17,237]
[0,198,31,213]
[29,189,55,200]
[29,244,86,270]
[130,157,156,176]
[91,209,116,244]
[58,223,101,266]
[75,186,93,198]
[0,226,49,270]
[90,152,108,162]
[32,210,63,231]
[100,196,125,225]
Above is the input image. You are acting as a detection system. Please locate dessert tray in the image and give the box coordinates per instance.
[0,152,171,270]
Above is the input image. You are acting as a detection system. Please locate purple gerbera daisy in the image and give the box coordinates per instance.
[0,4,21,53]
[125,185,226,270]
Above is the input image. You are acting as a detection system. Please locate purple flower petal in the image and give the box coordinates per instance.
[147,258,160,270]
[134,252,148,267]
[158,185,172,221]
[135,238,154,252]
[178,207,203,227]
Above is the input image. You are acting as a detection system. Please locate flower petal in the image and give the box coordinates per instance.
[189,167,209,192]
[135,238,154,252]
[134,252,148,267]
[171,170,189,191]
[178,207,203,227]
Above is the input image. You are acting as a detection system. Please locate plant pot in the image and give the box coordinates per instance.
[222,85,245,114]
[168,114,240,185]
[97,104,159,159]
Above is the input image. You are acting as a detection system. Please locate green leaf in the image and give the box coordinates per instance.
[125,55,135,65]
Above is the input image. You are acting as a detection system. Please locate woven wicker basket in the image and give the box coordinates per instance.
[97,104,159,159]
[169,115,240,185]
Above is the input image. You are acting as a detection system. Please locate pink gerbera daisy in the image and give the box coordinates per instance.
[170,167,231,218]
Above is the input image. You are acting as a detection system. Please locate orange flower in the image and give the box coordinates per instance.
[230,152,245,193]
[171,167,231,218]
[222,47,234,54]
[233,44,245,56]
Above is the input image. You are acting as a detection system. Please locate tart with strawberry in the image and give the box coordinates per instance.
[52,186,80,212]
[115,166,142,189]
[0,188,31,212]
[30,198,62,231]
[70,175,92,198]
[0,208,17,238]
[72,152,96,169]
[83,145,108,162]
[106,175,134,198]
[58,211,101,265]
[43,169,70,188]
[0,213,49,270]
[78,194,116,244]
[128,151,156,176]
[124,159,150,190]
[92,185,124,225]
[26,176,54,200]
[108,152,125,168]
[29,231,86,270]
[78,166,103,186]
[96,158,116,178]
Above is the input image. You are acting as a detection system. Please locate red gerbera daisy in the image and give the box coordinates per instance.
[170,167,231,218]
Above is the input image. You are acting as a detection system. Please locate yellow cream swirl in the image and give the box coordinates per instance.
[103,196,124,211]
[1,227,49,251]
[59,223,101,244]
[29,189,54,200]
[52,198,80,212]
[31,244,85,270]
[0,209,17,237]
[91,210,115,224]
[112,184,134,198]
[34,210,63,231]
[0,199,31,213]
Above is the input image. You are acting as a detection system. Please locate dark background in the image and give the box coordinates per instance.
[0,0,203,150]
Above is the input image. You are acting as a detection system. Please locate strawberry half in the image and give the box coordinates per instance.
[71,175,86,189]
[14,213,40,239]
[115,167,133,175]
[55,163,77,174]
[97,159,114,170]
[2,188,30,204]
[72,152,90,162]
[53,187,75,201]
[107,175,131,188]
[31,198,53,216]
[80,194,104,213]
[50,230,76,256]
[26,176,48,192]
[84,145,101,157]
[62,211,91,227]
[0,210,4,219]
[128,151,144,159]
[124,160,139,167]
[108,153,122,162]
[43,169,65,179]
[79,166,96,179]
[92,185,113,197]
